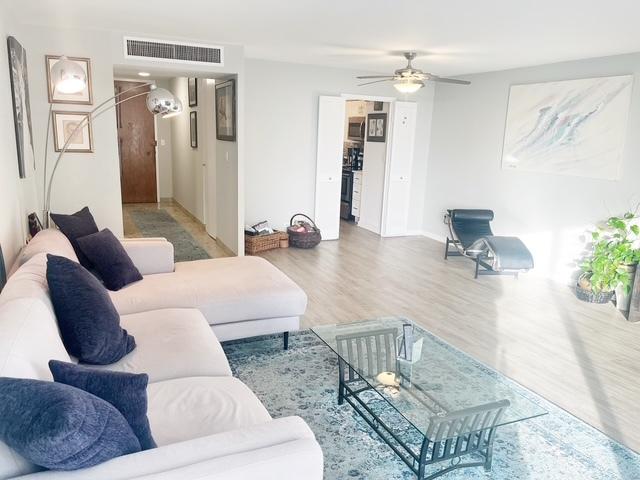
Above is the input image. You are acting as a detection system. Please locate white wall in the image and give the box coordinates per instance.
[17,24,124,235]
[0,6,39,266]
[244,59,435,232]
[424,52,640,282]
[215,76,240,254]
[154,78,173,199]
[358,101,389,234]
[170,77,205,222]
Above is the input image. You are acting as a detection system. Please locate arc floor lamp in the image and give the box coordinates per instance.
[42,56,183,227]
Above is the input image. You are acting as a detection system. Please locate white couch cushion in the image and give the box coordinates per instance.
[92,308,232,382]
[120,238,175,275]
[0,297,72,480]
[10,417,321,480]
[11,229,77,273]
[0,254,52,311]
[147,376,272,446]
[110,256,308,325]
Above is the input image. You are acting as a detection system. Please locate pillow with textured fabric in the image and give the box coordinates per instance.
[0,377,141,471]
[46,254,136,364]
[49,360,156,450]
[50,207,99,268]
[77,229,143,291]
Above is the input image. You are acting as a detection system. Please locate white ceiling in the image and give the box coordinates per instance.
[13,0,640,76]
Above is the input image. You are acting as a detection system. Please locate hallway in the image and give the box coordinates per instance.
[123,200,228,259]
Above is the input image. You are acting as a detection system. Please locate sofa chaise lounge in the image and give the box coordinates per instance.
[0,230,323,479]
[15,229,308,349]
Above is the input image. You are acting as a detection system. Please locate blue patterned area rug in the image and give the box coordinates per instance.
[128,208,210,262]
[223,330,640,480]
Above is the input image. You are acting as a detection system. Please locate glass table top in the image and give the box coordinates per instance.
[312,317,547,438]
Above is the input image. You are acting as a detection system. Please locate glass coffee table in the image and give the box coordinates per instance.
[312,317,547,479]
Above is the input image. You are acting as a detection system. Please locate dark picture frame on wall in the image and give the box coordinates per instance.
[190,111,198,148]
[215,79,236,141]
[7,36,35,179]
[367,113,387,142]
[188,77,198,107]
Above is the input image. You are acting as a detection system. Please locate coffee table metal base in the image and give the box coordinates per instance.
[338,357,501,480]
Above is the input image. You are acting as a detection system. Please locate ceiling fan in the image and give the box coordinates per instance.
[357,52,470,93]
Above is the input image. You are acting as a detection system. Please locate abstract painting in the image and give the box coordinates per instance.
[7,36,35,178]
[502,75,633,180]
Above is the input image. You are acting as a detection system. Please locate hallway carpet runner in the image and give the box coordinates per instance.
[128,208,210,262]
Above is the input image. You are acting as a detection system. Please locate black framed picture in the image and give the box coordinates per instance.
[188,77,198,107]
[190,111,198,148]
[28,212,43,239]
[215,79,236,141]
[7,36,35,179]
[0,243,6,293]
[367,113,387,142]
[373,101,384,111]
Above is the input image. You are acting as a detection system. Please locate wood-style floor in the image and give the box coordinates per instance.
[259,221,640,454]
[122,205,640,453]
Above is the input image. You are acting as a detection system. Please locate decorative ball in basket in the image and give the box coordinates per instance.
[287,214,321,249]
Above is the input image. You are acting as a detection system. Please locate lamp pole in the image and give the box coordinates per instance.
[42,82,155,228]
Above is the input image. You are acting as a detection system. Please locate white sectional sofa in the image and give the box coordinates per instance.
[0,230,323,479]
[14,230,308,348]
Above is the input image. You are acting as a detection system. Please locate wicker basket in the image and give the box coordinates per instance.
[575,285,614,304]
[245,231,287,255]
[287,214,321,249]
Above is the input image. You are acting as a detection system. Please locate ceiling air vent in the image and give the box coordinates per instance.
[123,36,224,66]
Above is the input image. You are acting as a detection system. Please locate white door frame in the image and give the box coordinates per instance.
[341,93,397,236]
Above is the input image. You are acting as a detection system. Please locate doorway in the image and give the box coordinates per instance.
[115,80,157,203]
[315,95,417,241]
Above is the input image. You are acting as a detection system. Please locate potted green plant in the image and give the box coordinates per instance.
[577,212,640,307]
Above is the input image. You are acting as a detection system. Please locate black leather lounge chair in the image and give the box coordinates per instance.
[444,209,534,278]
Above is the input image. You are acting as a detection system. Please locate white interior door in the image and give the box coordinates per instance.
[315,96,346,240]
[381,101,417,237]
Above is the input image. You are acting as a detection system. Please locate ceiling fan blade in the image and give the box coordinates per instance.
[358,79,393,86]
[356,75,395,79]
[429,76,471,85]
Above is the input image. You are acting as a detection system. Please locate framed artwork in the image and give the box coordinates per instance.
[52,111,93,152]
[7,36,35,178]
[188,77,198,107]
[373,101,384,111]
[215,79,236,141]
[0,243,6,293]
[502,75,633,180]
[46,55,93,104]
[27,212,43,239]
[367,113,387,142]
[190,111,198,148]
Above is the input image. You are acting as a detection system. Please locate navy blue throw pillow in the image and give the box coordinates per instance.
[77,229,143,291]
[49,360,156,450]
[46,254,136,364]
[0,378,140,470]
[50,206,99,268]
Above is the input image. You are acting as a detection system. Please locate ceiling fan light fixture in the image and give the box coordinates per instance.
[394,79,423,94]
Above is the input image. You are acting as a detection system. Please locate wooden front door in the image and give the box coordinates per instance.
[116,81,157,203]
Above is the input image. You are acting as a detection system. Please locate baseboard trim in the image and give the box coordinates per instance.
[422,231,447,243]
[216,238,236,257]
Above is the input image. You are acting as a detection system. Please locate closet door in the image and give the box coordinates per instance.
[382,101,417,237]
[314,96,346,240]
